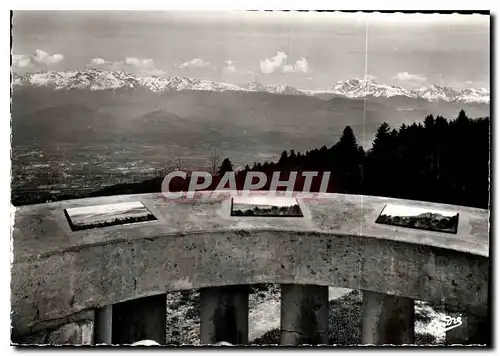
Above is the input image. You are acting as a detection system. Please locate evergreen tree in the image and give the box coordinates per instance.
[365,122,398,197]
[338,125,357,149]
[37,109,489,210]
[218,158,233,176]
[456,109,469,124]
[424,114,435,129]
[279,150,288,164]
[371,122,391,154]
[334,126,363,193]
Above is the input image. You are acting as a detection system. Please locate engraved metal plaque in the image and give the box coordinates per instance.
[376,204,459,234]
[64,201,157,231]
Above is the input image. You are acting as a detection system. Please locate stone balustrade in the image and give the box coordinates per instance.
[10,192,490,345]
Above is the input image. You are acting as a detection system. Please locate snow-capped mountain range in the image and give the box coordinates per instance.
[11,69,490,104]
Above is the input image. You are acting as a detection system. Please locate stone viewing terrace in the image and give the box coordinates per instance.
[11,192,490,346]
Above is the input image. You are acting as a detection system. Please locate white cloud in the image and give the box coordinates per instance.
[179,58,210,69]
[393,72,427,82]
[12,49,64,68]
[260,51,288,74]
[91,57,107,65]
[282,57,309,73]
[32,50,64,65]
[12,54,32,68]
[260,52,310,74]
[125,57,155,69]
[88,56,164,76]
[224,60,236,73]
[88,58,124,70]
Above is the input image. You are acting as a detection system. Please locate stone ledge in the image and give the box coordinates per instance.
[11,193,489,339]
[11,229,488,336]
[12,192,489,261]
[13,319,94,345]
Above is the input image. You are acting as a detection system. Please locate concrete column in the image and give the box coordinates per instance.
[445,307,490,345]
[200,285,249,345]
[280,284,329,345]
[48,321,94,345]
[111,294,167,345]
[362,290,414,345]
[94,305,112,345]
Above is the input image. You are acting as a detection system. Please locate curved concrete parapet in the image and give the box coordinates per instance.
[11,192,489,338]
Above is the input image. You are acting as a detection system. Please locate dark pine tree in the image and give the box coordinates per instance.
[218,158,234,176]
[333,125,364,193]
[279,150,289,164]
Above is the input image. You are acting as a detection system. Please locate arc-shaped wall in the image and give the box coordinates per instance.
[11,192,489,343]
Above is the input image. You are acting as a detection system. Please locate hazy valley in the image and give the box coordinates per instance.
[11,71,490,198]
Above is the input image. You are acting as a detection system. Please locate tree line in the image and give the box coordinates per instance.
[12,109,490,209]
[217,109,490,209]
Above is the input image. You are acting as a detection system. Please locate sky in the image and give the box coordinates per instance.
[11,11,490,90]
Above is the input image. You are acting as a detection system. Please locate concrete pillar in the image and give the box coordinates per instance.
[280,284,329,345]
[445,307,490,345]
[48,321,94,345]
[111,294,167,345]
[94,305,112,345]
[362,290,414,345]
[200,285,249,345]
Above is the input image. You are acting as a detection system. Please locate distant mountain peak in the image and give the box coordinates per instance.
[11,69,490,104]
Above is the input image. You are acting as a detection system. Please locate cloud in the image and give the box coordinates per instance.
[393,72,427,82]
[87,56,164,75]
[89,58,123,70]
[33,50,64,65]
[282,57,309,73]
[12,54,32,68]
[223,60,237,73]
[260,51,288,74]
[179,58,210,69]
[125,57,155,69]
[260,52,310,74]
[91,57,107,65]
[12,49,64,68]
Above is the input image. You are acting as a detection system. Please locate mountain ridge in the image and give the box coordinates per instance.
[12,69,490,104]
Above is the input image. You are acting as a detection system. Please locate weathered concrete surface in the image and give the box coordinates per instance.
[111,294,166,345]
[47,321,93,345]
[200,286,249,345]
[14,319,94,345]
[280,284,329,345]
[11,192,489,337]
[11,309,94,345]
[362,291,414,345]
[94,305,112,345]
